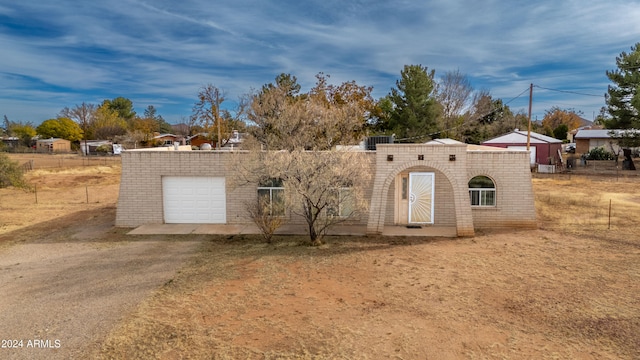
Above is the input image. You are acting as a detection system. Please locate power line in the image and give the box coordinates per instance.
[393,83,603,142]
[395,86,531,142]
[503,87,531,105]
[533,85,603,98]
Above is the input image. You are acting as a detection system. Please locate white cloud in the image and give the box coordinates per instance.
[1,0,638,123]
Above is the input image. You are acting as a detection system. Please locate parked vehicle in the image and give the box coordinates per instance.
[565,143,576,153]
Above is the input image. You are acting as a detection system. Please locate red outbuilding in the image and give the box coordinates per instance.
[482,130,563,167]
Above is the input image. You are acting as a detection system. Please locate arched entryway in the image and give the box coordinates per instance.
[366,154,475,237]
[390,167,458,227]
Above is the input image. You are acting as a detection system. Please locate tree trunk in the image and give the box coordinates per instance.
[308,223,322,246]
[623,149,636,170]
[306,202,322,246]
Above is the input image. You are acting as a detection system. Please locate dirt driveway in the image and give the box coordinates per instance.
[0,159,206,359]
[0,206,205,360]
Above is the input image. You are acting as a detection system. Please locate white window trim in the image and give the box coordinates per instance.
[257,186,285,216]
[469,188,496,207]
[327,187,355,218]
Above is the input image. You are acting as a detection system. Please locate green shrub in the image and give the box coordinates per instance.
[0,153,29,189]
[586,147,615,160]
[95,144,112,154]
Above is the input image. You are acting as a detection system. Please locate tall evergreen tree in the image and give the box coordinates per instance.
[144,105,172,133]
[386,64,440,142]
[605,43,640,129]
[102,97,137,129]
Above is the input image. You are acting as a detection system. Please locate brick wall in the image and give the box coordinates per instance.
[116,150,376,227]
[116,150,254,226]
[116,146,537,234]
[366,144,475,236]
[467,150,537,229]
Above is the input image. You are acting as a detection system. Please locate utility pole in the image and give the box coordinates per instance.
[215,90,221,150]
[527,83,533,151]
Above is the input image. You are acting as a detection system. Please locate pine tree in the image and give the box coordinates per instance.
[386,65,440,142]
[605,43,640,129]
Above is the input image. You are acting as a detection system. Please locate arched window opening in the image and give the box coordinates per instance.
[468,176,495,207]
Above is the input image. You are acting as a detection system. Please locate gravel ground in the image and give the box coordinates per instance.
[0,207,204,360]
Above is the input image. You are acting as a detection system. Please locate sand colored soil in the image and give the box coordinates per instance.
[0,154,639,359]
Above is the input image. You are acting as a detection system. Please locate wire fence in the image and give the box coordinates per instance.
[7,154,121,172]
[31,184,119,205]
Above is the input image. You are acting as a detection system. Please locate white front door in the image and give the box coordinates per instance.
[408,172,434,224]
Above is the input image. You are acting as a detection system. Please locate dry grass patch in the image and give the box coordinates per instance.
[534,176,640,243]
[97,238,373,359]
[93,175,640,359]
[4,161,638,359]
[96,231,640,358]
[0,163,121,237]
[6,152,120,170]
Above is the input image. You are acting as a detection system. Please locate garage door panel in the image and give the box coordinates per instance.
[163,176,226,224]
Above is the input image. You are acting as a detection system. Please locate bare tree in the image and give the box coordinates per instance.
[234,149,371,246]
[245,196,284,243]
[436,69,474,139]
[235,73,374,245]
[248,73,372,151]
[269,150,370,245]
[192,84,228,149]
[59,102,96,155]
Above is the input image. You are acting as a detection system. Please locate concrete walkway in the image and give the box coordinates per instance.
[128,223,458,237]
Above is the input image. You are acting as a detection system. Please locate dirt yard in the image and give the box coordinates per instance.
[1,154,639,359]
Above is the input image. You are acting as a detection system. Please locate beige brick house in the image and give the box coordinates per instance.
[116,142,537,237]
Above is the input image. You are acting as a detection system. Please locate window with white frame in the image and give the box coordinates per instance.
[327,187,355,218]
[257,178,285,216]
[468,176,496,207]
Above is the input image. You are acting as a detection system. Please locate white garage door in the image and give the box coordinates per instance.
[162,176,226,224]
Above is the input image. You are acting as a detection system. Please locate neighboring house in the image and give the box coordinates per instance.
[573,129,640,155]
[187,130,246,149]
[1,136,20,148]
[482,130,563,166]
[116,143,537,237]
[80,140,112,155]
[186,134,211,148]
[574,129,613,154]
[153,133,180,146]
[36,138,71,153]
[569,124,602,143]
[426,138,465,145]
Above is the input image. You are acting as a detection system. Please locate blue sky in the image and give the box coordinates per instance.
[1,0,639,126]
